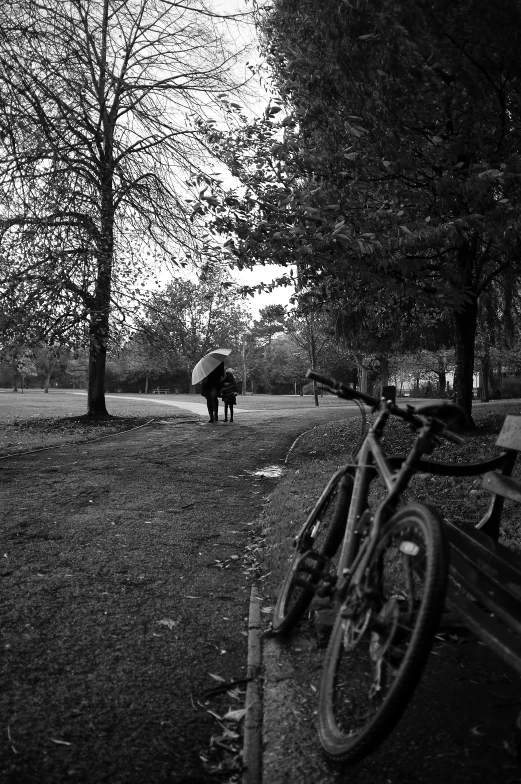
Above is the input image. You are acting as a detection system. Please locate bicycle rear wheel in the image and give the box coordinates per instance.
[272,469,354,635]
[318,503,447,763]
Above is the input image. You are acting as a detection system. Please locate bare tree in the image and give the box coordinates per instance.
[0,0,247,415]
[286,315,330,406]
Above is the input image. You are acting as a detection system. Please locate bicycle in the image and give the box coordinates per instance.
[272,370,468,764]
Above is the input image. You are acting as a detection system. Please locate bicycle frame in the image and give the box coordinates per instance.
[334,401,443,602]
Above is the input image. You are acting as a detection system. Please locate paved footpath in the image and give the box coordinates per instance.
[69,391,353,419]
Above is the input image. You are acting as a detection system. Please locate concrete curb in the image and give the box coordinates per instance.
[242,586,263,784]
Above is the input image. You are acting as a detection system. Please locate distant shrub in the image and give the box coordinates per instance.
[500,376,521,399]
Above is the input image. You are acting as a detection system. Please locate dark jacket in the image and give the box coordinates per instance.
[221,374,238,403]
[200,362,224,397]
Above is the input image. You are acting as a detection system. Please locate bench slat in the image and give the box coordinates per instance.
[446,520,521,639]
[482,471,521,504]
[448,547,521,637]
[445,581,521,677]
[447,520,521,586]
[416,453,509,477]
[496,415,521,451]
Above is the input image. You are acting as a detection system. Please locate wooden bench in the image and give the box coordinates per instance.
[153,388,170,394]
[444,415,521,675]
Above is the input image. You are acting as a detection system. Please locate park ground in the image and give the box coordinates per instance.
[1,389,521,783]
[0,390,350,784]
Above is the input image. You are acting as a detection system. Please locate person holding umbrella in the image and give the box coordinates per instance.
[192,349,232,424]
[201,362,224,423]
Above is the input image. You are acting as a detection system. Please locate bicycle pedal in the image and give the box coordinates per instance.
[316,575,337,598]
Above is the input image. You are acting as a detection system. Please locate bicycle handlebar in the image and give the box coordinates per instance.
[306,370,380,409]
[306,370,404,414]
[306,369,465,444]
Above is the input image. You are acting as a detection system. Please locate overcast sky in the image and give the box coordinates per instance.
[208,0,296,319]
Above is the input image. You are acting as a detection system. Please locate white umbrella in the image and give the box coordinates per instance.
[191,348,232,385]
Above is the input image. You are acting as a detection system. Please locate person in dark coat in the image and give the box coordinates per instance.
[221,368,238,423]
[200,362,224,423]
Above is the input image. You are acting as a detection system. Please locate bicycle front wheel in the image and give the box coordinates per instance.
[272,469,353,636]
[318,503,447,764]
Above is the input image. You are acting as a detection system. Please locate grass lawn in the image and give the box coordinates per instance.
[0,388,349,423]
[0,391,189,457]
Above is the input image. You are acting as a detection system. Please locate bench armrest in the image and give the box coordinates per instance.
[482,471,521,504]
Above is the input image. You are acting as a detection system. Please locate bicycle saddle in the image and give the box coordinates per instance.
[413,401,468,428]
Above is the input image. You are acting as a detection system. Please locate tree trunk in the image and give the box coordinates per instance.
[480,352,491,401]
[379,355,389,390]
[360,365,368,394]
[437,356,446,396]
[44,368,53,393]
[144,375,149,394]
[87,317,109,416]
[453,293,478,423]
[87,9,113,419]
[87,184,114,417]
[495,363,502,395]
[313,379,319,406]
[44,353,58,393]
[242,338,248,394]
[486,361,494,398]
[309,329,319,406]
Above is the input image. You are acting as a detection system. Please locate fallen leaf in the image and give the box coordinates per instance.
[157,618,177,629]
[208,673,225,682]
[470,726,485,736]
[223,708,247,722]
[213,730,240,741]
[50,738,72,746]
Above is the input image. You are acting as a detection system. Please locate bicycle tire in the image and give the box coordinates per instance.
[272,469,354,636]
[318,503,447,763]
